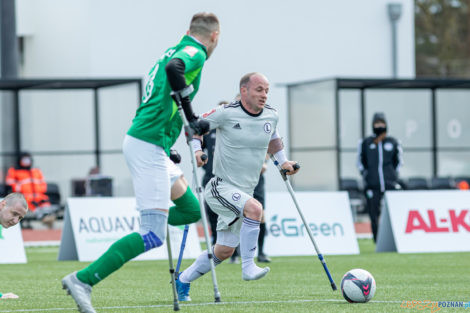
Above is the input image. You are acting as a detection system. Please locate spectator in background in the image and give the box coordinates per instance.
[5,152,57,228]
[0,192,28,300]
[202,100,229,244]
[357,113,403,243]
[457,180,469,190]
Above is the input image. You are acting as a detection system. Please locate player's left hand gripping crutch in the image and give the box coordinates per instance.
[270,156,337,291]
[172,95,221,302]
[166,224,180,311]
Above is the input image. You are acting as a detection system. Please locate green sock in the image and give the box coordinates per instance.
[168,186,201,226]
[76,232,145,286]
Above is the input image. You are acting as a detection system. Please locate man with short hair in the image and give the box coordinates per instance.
[0,192,28,300]
[0,192,28,229]
[62,12,220,313]
[175,72,299,301]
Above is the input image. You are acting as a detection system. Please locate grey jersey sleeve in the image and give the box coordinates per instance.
[201,105,226,130]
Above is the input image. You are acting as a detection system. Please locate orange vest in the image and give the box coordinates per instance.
[5,167,50,211]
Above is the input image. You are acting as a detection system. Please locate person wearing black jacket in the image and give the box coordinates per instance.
[201,102,225,245]
[357,112,403,242]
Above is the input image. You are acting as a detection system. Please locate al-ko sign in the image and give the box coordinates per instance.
[377,191,470,253]
[264,192,359,256]
[405,209,470,233]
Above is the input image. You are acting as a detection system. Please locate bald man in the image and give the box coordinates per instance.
[0,192,28,300]
[175,72,299,301]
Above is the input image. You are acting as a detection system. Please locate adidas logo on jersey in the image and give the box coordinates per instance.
[233,123,241,129]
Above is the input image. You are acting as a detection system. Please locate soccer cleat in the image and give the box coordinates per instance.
[175,279,192,301]
[61,272,96,313]
[242,266,270,281]
[257,254,272,263]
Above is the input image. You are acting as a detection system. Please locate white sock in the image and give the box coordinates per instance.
[179,249,222,283]
[240,217,261,273]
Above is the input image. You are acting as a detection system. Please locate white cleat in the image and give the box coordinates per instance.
[242,266,270,281]
[61,272,96,313]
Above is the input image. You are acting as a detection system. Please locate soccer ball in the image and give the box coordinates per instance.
[341,269,376,303]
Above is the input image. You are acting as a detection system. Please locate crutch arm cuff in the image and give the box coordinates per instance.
[191,138,202,151]
[274,149,288,166]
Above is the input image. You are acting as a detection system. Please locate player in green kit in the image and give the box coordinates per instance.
[62,12,220,313]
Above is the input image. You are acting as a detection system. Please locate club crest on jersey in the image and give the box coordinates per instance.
[183,46,198,57]
[202,108,216,118]
[232,193,241,201]
[264,122,272,133]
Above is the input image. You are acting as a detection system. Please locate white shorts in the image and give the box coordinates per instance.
[123,135,183,211]
[204,177,252,235]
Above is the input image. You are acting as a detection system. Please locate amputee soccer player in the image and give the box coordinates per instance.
[175,72,300,301]
[61,12,220,313]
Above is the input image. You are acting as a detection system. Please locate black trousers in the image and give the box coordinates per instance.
[365,189,384,243]
[204,201,219,245]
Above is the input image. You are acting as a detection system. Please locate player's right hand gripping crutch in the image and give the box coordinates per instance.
[270,155,337,291]
[172,94,221,302]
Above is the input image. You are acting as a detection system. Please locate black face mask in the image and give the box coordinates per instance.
[373,126,387,136]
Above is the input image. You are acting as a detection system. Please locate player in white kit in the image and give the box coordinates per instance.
[176,72,299,301]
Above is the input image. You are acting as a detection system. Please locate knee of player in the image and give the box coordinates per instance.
[188,210,201,223]
[214,245,235,261]
[243,199,263,220]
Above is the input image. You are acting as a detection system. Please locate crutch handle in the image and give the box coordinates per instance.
[281,163,300,176]
[201,154,208,162]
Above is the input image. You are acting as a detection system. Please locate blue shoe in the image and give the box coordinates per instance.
[175,279,191,301]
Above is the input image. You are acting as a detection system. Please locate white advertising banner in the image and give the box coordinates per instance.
[0,224,27,264]
[377,191,470,253]
[58,198,201,262]
[264,192,359,256]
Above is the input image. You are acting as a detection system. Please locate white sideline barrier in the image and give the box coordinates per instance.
[377,191,470,253]
[0,223,27,264]
[58,197,201,261]
[264,192,359,256]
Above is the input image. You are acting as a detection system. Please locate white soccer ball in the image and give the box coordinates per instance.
[341,269,376,303]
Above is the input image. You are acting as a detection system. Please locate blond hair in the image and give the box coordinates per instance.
[4,193,28,211]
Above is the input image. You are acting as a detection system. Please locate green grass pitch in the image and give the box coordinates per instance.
[0,239,468,312]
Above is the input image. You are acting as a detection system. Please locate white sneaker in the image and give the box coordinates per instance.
[62,272,96,313]
[242,266,270,281]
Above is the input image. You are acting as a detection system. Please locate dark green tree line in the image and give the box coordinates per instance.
[415,0,470,77]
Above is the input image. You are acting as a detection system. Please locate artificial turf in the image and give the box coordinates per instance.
[0,239,468,312]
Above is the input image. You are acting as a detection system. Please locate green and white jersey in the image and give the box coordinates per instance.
[201,101,279,193]
[127,35,207,155]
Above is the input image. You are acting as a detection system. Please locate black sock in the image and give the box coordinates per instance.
[258,222,266,256]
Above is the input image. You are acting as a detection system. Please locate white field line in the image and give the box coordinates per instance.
[0,298,411,312]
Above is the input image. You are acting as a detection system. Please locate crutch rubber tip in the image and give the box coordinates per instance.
[331,282,337,291]
[215,296,221,303]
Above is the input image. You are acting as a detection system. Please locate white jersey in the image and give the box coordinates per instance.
[201,100,279,193]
